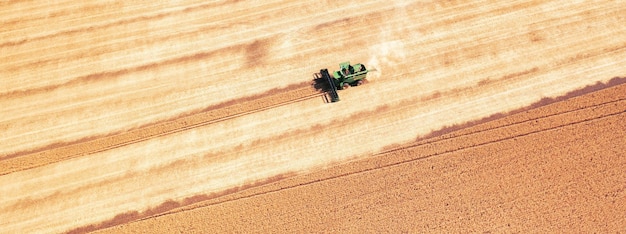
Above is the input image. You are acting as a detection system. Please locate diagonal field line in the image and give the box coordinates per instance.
[138,96,626,222]
[0,88,321,175]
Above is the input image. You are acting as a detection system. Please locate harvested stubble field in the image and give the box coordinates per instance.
[102,77,626,233]
[1,0,625,233]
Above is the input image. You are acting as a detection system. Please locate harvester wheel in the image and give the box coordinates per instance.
[356,80,364,86]
[342,83,350,90]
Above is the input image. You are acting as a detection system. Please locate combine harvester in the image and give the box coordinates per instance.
[320,62,374,102]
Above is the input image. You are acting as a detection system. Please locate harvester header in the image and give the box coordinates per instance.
[320,61,372,102]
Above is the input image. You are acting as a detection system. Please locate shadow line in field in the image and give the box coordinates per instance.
[65,173,294,234]
[413,76,626,142]
[68,76,626,233]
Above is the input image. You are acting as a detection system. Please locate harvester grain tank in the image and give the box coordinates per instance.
[320,61,372,102]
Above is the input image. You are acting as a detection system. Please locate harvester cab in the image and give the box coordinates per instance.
[320,61,372,103]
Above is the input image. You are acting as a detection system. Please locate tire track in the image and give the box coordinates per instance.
[5,0,390,105]
[131,84,626,225]
[0,84,319,176]
[1,0,400,151]
[0,0,616,176]
[91,66,624,221]
[0,0,402,157]
[3,0,620,122]
[13,65,595,220]
[413,79,626,145]
[3,0,625,232]
[2,0,616,157]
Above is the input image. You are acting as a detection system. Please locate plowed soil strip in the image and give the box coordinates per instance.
[131,84,626,224]
[110,102,626,233]
[0,85,319,176]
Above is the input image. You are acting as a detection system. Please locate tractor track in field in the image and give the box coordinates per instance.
[125,83,626,226]
[0,85,321,176]
[4,0,626,232]
[406,98,626,151]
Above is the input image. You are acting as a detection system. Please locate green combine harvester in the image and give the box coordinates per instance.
[320,61,372,102]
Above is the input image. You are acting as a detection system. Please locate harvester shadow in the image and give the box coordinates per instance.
[312,72,332,103]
